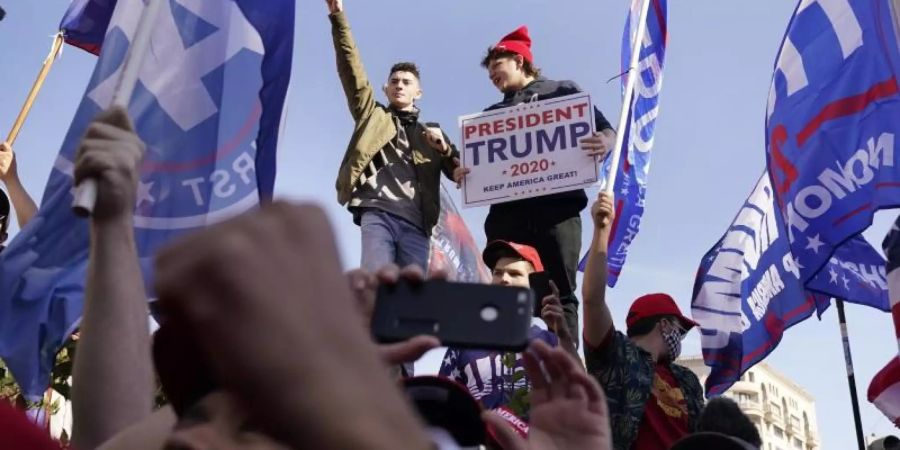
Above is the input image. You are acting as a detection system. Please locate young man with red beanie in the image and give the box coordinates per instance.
[456,26,616,344]
[326,0,461,273]
[581,192,705,450]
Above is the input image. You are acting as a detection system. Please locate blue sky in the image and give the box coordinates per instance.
[2,0,899,447]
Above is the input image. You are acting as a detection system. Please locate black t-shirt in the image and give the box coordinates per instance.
[484,78,613,225]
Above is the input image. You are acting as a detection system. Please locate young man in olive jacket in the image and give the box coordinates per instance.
[455,26,616,342]
[327,0,460,272]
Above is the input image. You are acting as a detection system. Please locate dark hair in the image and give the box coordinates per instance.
[626,315,676,338]
[480,47,541,78]
[389,62,420,80]
[697,397,763,447]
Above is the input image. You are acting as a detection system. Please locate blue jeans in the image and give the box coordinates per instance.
[360,209,430,272]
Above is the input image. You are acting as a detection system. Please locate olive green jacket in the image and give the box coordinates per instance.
[329,12,458,233]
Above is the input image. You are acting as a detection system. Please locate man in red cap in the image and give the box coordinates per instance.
[325,0,461,274]
[455,26,617,345]
[581,192,705,450]
[439,240,576,418]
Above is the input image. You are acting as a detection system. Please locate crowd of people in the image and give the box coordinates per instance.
[0,0,783,448]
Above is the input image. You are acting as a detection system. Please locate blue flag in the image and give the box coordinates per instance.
[60,0,117,54]
[0,0,294,399]
[766,0,900,286]
[578,0,667,287]
[692,172,888,396]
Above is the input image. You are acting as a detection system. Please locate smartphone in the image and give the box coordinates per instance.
[371,279,533,352]
[528,272,553,318]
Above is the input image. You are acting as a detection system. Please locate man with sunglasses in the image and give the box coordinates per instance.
[581,192,704,450]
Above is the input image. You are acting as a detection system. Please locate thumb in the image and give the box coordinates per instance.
[379,335,441,365]
[482,411,529,450]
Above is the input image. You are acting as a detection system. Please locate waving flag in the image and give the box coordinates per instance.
[869,216,900,428]
[765,0,900,288]
[692,172,888,396]
[429,184,490,284]
[0,0,294,399]
[60,0,116,54]
[578,0,667,287]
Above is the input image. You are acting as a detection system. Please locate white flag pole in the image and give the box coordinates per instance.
[892,0,900,41]
[604,0,652,194]
[72,0,163,217]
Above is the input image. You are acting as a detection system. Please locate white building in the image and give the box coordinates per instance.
[679,356,821,450]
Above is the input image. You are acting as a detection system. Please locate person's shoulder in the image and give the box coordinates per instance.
[671,363,703,386]
[483,101,507,112]
[536,78,583,96]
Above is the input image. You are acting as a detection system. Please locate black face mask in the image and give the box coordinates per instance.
[660,320,683,361]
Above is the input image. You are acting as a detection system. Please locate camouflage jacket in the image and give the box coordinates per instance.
[585,331,705,450]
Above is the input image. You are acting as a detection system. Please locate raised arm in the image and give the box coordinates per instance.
[582,192,615,348]
[0,142,38,228]
[71,106,154,450]
[327,0,378,123]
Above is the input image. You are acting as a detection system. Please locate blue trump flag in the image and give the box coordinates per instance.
[60,0,116,54]
[579,0,667,287]
[692,171,889,396]
[766,0,900,286]
[0,0,294,399]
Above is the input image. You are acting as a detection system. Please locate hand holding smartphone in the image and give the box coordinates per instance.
[371,279,533,352]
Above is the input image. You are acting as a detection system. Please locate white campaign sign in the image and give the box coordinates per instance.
[459,93,599,207]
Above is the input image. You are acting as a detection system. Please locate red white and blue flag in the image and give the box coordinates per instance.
[429,184,491,284]
[869,216,900,428]
[694,0,900,395]
[578,0,667,287]
[0,0,294,399]
[766,0,900,288]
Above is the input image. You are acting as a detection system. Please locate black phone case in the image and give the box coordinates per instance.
[371,280,533,352]
[528,272,553,318]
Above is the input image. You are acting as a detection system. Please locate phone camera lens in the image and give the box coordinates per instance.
[480,305,499,322]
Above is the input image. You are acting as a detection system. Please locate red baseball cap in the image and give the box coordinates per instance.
[626,293,699,333]
[483,240,544,272]
[493,26,534,64]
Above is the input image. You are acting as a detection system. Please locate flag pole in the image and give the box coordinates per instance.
[604,0,651,194]
[891,0,900,46]
[5,32,65,147]
[72,0,163,217]
[836,299,867,450]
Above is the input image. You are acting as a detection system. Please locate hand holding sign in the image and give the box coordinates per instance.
[580,131,611,158]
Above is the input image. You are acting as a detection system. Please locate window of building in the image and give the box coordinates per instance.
[774,426,784,438]
[793,437,803,448]
[737,392,758,405]
[789,415,800,430]
[771,403,782,418]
